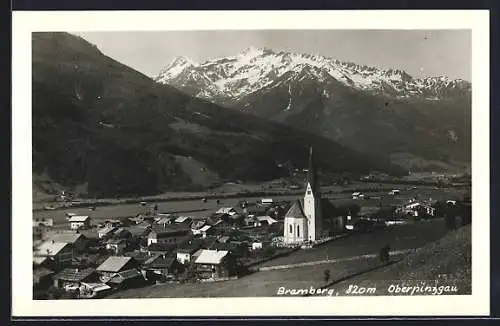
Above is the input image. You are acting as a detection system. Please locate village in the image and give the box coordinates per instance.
[32,149,471,300]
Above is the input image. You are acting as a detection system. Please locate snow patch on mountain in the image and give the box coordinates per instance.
[155,47,471,102]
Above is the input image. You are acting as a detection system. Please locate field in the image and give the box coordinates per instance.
[107,218,450,298]
[33,182,467,226]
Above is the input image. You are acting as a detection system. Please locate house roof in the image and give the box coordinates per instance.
[35,241,70,257]
[200,225,212,232]
[96,256,134,272]
[191,220,206,230]
[256,216,278,224]
[177,239,204,254]
[53,267,96,282]
[49,233,85,244]
[175,216,191,223]
[216,207,236,215]
[194,249,229,265]
[108,269,143,284]
[285,200,306,219]
[143,254,176,269]
[149,226,189,238]
[68,216,90,222]
[81,282,111,292]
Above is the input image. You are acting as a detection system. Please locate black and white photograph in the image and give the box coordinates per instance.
[12,10,490,317]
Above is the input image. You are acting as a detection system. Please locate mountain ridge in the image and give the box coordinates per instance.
[156,46,471,172]
[32,32,404,198]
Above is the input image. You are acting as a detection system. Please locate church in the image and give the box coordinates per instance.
[283,147,347,245]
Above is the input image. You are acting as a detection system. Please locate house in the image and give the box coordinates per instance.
[216,207,237,216]
[388,189,400,196]
[191,220,206,235]
[198,225,214,238]
[79,282,113,298]
[251,240,271,251]
[260,198,274,205]
[33,217,54,227]
[396,201,436,218]
[125,223,152,238]
[194,249,236,279]
[256,216,278,226]
[34,241,73,269]
[68,216,91,230]
[98,226,117,240]
[52,267,97,291]
[96,256,140,282]
[107,268,145,289]
[48,232,88,254]
[176,240,204,264]
[142,253,184,281]
[106,238,128,255]
[147,227,190,246]
[156,215,175,227]
[174,216,192,225]
[352,192,364,200]
[107,219,122,227]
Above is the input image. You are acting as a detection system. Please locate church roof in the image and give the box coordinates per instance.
[285,200,306,219]
[306,146,318,194]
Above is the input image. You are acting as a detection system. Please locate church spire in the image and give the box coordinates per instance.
[306,146,318,194]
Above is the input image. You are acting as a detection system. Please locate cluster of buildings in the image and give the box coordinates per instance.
[32,147,462,299]
[33,194,292,299]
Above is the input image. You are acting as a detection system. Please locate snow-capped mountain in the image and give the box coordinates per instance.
[155,46,471,102]
[155,47,471,173]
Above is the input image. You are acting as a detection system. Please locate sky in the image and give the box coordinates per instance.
[75,30,471,81]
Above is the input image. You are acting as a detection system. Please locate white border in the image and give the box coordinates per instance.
[12,10,490,317]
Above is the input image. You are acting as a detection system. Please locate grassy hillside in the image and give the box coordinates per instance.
[32,33,405,198]
[333,224,472,295]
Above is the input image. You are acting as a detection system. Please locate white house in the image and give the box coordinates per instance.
[352,192,364,200]
[260,198,273,205]
[68,216,91,230]
[199,225,213,238]
[216,207,237,216]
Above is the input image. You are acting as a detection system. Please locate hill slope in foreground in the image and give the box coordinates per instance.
[334,224,472,295]
[32,32,403,198]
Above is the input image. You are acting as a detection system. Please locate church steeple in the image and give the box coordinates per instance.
[306,146,318,195]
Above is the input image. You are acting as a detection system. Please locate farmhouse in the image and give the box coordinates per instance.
[107,269,145,289]
[34,241,73,269]
[174,216,192,225]
[147,226,190,246]
[216,207,237,216]
[52,267,97,290]
[194,249,235,279]
[176,240,204,264]
[106,238,128,255]
[96,256,140,282]
[68,216,91,230]
[142,254,183,281]
[48,232,88,254]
